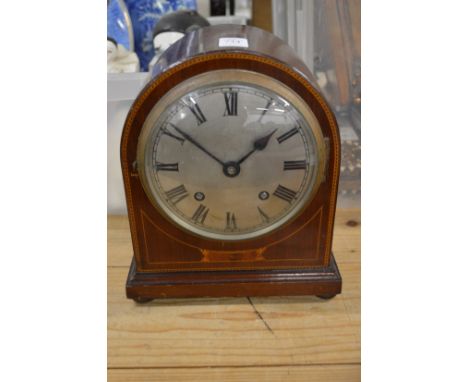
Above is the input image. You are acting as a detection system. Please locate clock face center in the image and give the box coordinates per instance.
[223,162,240,177]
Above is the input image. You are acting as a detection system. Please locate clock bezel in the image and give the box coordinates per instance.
[136,69,327,242]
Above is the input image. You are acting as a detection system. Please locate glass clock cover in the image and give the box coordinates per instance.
[137,70,325,241]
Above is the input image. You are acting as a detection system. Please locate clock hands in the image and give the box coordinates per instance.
[169,125,277,178]
[221,130,277,178]
[172,125,240,178]
[236,129,277,165]
[171,124,225,167]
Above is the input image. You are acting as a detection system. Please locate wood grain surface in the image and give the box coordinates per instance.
[108,209,360,381]
[108,365,360,381]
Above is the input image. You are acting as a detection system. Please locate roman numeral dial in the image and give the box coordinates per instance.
[165,184,188,204]
[277,127,299,144]
[155,162,178,171]
[226,212,237,230]
[191,204,209,224]
[186,99,207,125]
[258,98,272,122]
[273,185,298,203]
[223,91,238,116]
[257,207,270,223]
[145,82,319,241]
[283,160,307,170]
[162,123,185,144]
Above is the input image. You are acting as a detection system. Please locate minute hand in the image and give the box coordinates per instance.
[236,129,277,165]
[171,125,225,166]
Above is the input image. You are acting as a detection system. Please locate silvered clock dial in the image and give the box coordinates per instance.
[137,70,326,241]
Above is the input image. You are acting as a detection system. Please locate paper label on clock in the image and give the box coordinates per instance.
[219,37,249,48]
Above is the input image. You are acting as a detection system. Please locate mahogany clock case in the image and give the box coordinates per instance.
[121,25,342,300]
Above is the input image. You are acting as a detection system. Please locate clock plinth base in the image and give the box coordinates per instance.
[126,254,342,301]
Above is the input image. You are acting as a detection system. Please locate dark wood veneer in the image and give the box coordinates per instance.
[121,25,342,300]
[126,254,342,300]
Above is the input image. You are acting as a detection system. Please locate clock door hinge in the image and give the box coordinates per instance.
[131,160,139,177]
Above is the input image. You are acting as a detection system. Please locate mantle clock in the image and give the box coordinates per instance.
[121,25,342,302]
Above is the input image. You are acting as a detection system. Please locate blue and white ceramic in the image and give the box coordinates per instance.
[125,0,197,71]
[108,0,134,51]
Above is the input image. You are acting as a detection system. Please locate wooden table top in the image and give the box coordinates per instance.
[108,209,361,381]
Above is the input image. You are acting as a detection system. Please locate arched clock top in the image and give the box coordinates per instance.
[151,25,316,85]
[121,25,342,301]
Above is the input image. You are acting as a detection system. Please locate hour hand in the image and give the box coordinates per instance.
[171,124,225,166]
[237,129,277,165]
